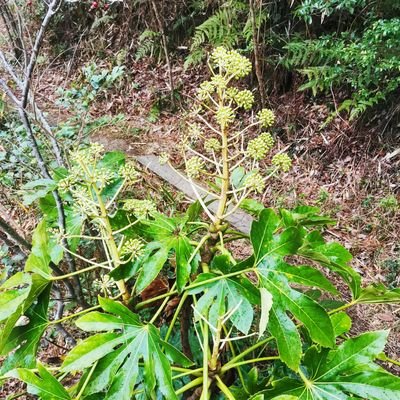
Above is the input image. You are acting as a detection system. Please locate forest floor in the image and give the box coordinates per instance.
[1,54,400,398]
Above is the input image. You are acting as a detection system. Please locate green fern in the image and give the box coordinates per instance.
[187,1,249,66]
[135,30,161,61]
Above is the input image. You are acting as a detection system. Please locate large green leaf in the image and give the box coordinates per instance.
[268,306,302,371]
[24,221,52,278]
[260,266,334,348]
[136,240,173,293]
[63,297,190,399]
[5,362,71,400]
[299,231,361,298]
[357,283,400,304]
[0,272,31,322]
[0,284,51,374]
[255,331,400,400]
[251,209,303,266]
[173,235,193,292]
[276,263,338,295]
[189,273,255,334]
[0,273,49,353]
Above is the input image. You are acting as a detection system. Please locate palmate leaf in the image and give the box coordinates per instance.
[259,263,334,348]
[254,331,400,400]
[119,212,196,292]
[24,220,53,279]
[0,273,50,356]
[5,362,71,400]
[189,272,257,334]
[298,231,361,298]
[0,284,51,374]
[62,297,191,399]
[250,209,335,370]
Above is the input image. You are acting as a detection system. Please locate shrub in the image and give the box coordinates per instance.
[1,48,400,399]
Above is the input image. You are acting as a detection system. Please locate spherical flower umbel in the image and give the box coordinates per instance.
[186,156,204,179]
[215,105,235,127]
[187,123,202,140]
[259,132,275,149]
[211,47,252,79]
[92,167,115,189]
[211,74,227,90]
[272,153,292,172]
[120,238,144,259]
[234,89,254,110]
[257,109,276,128]
[123,199,156,219]
[244,172,265,194]
[226,87,239,100]
[246,136,270,160]
[119,162,139,184]
[204,138,221,152]
[197,80,214,101]
[70,143,105,165]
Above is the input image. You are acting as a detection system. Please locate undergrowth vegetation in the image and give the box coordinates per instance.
[1,47,400,399]
[17,0,399,126]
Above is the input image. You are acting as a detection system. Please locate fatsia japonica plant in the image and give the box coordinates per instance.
[1,48,400,400]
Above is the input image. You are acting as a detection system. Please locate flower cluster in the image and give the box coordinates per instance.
[91,167,115,189]
[186,157,204,179]
[272,153,292,172]
[187,123,202,140]
[120,238,145,259]
[119,162,140,185]
[233,89,254,110]
[211,47,252,79]
[70,143,105,165]
[198,81,215,101]
[257,109,276,128]
[210,74,227,90]
[246,133,275,160]
[123,199,156,219]
[216,106,235,127]
[204,138,221,152]
[244,172,265,194]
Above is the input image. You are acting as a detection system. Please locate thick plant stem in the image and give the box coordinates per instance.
[175,377,203,395]
[215,125,229,225]
[215,375,235,400]
[201,322,210,400]
[210,319,222,371]
[164,291,188,342]
[92,184,129,303]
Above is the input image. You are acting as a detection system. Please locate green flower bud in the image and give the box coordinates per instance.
[226,87,239,100]
[210,74,227,90]
[272,153,292,172]
[188,123,202,140]
[70,143,105,165]
[92,167,115,189]
[120,238,144,259]
[186,156,205,179]
[215,105,235,126]
[246,137,269,160]
[119,162,139,184]
[204,138,221,152]
[123,199,156,219]
[257,109,276,128]
[211,47,252,78]
[234,89,254,110]
[244,172,265,194]
[198,80,214,100]
[259,132,275,149]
